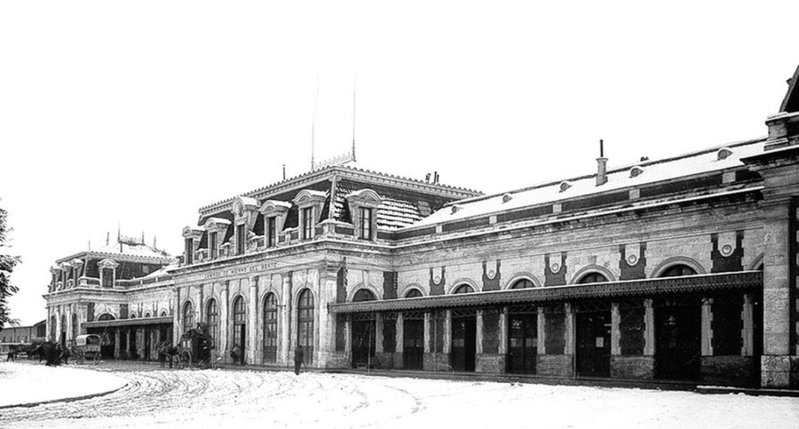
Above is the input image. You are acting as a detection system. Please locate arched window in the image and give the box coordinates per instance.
[263,293,278,363]
[405,289,423,298]
[232,296,246,353]
[131,313,136,319]
[352,289,377,302]
[297,289,314,363]
[144,312,151,318]
[660,265,697,278]
[510,279,534,289]
[49,315,56,342]
[206,299,218,345]
[98,313,115,321]
[578,273,608,284]
[71,313,78,339]
[160,311,167,317]
[182,301,194,332]
[453,284,474,294]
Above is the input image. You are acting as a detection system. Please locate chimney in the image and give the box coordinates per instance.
[433,171,440,184]
[596,139,608,186]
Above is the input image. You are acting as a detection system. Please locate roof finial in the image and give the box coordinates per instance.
[153,235,157,249]
[311,77,319,171]
[106,232,109,245]
[352,76,357,162]
[283,164,286,180]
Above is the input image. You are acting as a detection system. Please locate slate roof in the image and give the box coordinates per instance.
[410,138,766,228]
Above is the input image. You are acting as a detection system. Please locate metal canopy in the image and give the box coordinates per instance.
[82,316,173,329]
[328,271,762,314]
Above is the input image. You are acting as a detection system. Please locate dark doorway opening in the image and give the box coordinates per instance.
[507,312,537,374]
[403,317,424,370]
[576,311,611,377]
[144,329,151,360]
[655,298,701,381]
[119,330,128,359]
[351,318,376,368]
[234,324,246,364]
[451,316,476,372]
[130,331,138,360]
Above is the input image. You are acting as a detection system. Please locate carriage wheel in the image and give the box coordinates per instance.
[181,350,192,369]
[171,354,181,369]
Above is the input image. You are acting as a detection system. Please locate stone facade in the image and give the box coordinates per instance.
[44,66,799,388]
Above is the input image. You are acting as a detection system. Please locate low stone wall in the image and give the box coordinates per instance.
[423,352,451,371]
[375,352,395,369]
[611,356,654,379]
[476,353,505,373]
[537,354,573,377]
[701,356,756,386]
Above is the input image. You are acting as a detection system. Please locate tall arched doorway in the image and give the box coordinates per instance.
[206,299,218,347]
[232,296,246,364]
[451,284,476,372]
[297,289,314,365]
[351,289,376,368]
[71,313,78,340]
[507,279,537,374]
[49,315,56,342]
[60,314,67,347]
[262,293,278,364]
[575,272,611,377]
[655,264,701,381]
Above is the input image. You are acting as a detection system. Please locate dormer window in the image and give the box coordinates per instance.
[302,207,314,240]
[266,216,277,248]
[345,189,382,242]
[182,227,203,266]
[203,217,232,261]
[98,259,119,288]
[293,190,327,242]
[359,207,373,240]
[184,238,193,264]
[259,200,291,248]
[236,223,246,255]
[209,232,218,259]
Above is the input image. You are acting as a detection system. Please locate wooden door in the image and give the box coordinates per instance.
[655,303,700,380]
[576,311,611,377]
[451,317,476,372]
[507,314,537,374]
[403,319,424,370]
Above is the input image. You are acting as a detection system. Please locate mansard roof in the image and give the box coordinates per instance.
[780,63,799,113]
[409,137,766,229]
[56,237,173,265]
[197,164,481,219]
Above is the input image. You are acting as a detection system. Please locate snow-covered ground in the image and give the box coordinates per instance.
[1,361,797,428]
[0,361,126,408]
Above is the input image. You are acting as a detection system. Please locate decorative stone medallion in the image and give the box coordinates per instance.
[721,244,733,257]
[551,263,560,273]
[627,255,638,265]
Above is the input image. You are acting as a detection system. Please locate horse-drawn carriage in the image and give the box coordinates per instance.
[161,323,214,369]
[74,334,102,364]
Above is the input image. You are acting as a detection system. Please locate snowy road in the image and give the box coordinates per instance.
[1,363,798,428]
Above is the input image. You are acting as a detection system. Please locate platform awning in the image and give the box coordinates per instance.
[82,316,173,329]
[328,271,762,314]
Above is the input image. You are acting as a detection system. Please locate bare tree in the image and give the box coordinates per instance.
[0,201,19,332]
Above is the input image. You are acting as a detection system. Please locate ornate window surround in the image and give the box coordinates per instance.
[232,196,259,255]
[182,226,203,265]
[259,200,292,247]
[98,259,119,288]
[203,217,232,260]
[345,189,382,241]
[293,190,326,241]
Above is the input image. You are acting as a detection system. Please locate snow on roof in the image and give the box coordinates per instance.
[410,138,766,228]
[92,241,172,260]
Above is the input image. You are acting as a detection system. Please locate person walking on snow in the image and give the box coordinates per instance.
[293,346,304,375]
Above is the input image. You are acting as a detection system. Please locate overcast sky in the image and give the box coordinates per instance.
[1,1,798,325]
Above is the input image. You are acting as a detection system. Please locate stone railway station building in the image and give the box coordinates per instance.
[45,67,799,388]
